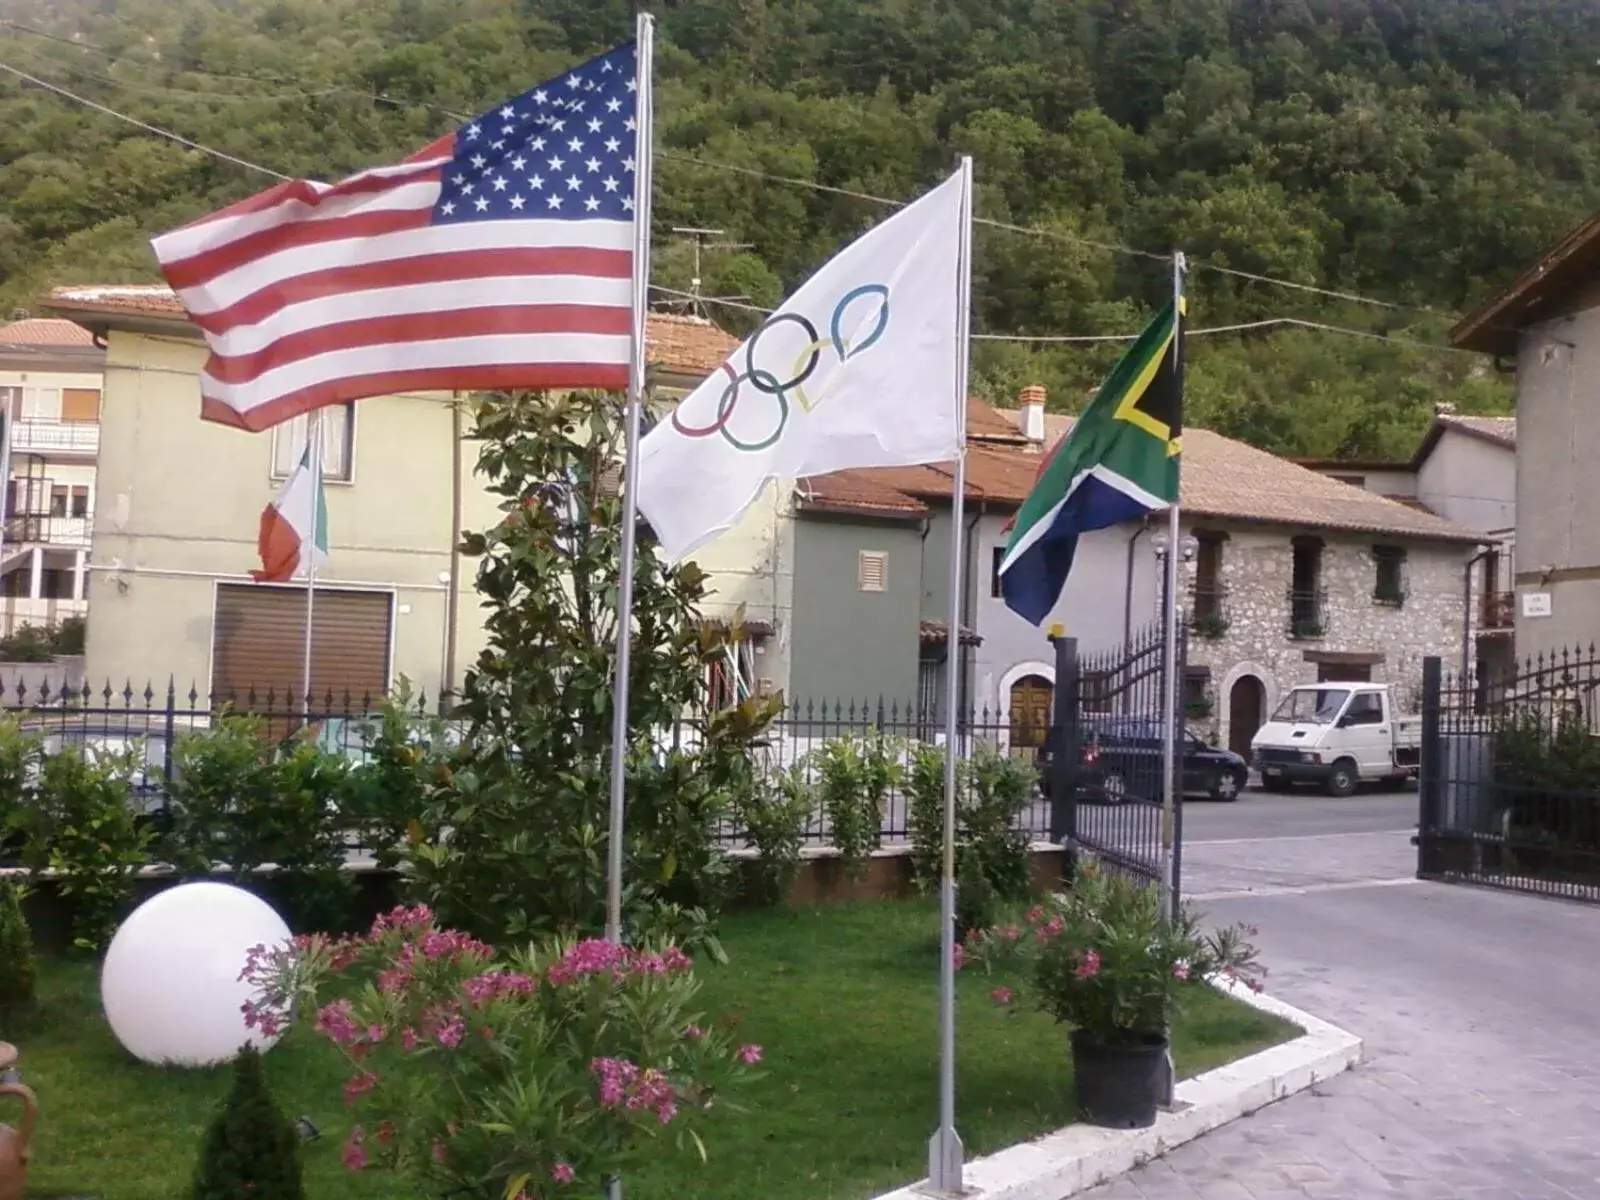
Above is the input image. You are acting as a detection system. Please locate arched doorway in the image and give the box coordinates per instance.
[1228,675,1266,758]
[1009,674,1053,758]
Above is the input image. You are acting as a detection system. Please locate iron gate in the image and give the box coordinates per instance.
[1046,622,1185,909]
[1418,647,1600,902]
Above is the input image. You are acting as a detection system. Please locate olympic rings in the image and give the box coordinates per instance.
[669,283,892,452]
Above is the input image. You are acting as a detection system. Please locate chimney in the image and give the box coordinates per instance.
[1435,401,1456,416]
[1018,384,1046,443]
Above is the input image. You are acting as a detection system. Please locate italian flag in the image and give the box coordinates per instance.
[252,445,328,582]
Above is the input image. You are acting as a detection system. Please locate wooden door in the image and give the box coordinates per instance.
[1227,675,1265,758]
[1009,675,1053,757]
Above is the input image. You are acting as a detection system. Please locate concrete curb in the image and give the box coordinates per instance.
[872,981,1362,1200]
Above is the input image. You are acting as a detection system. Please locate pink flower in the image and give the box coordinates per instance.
[432,1138,448,1164]
[952,942,967,971]
[662,945,693,973]
[1247,978,1264,993]
[402,1027,420,1052]
[1000,924,1023,943]
[1074,950,1102,980]
[342,1071,379,1107]
[315,999,360,1046]
[365,1025,387,1044]
[371,904,434,935]
[435,1014,466,1049]
[342,1126,367,1172]
[738,1044,763,1065]
[990,986,1013,1005]
[376,1121,395,1145]
[682,1024,705,1041]
[552,1162,576,1184]
[1173,960,1191,981]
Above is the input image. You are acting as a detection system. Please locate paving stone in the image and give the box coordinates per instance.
[1079,818,1600,1200]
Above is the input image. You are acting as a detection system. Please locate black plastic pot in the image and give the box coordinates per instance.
[1069,1028,1168,1128]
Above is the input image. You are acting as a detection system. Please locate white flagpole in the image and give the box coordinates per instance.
[929,153,974,1196]
[605,10,654,948]
[1159,252,1187,917]
[301,407,323,720]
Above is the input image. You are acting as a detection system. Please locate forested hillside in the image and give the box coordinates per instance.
[3,0,1597,458]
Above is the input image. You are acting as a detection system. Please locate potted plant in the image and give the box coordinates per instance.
[962,861,1262,1129]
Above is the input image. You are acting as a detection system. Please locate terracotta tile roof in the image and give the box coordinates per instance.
[43,285,737,376]
[1451,209,1600,356]
[967,398,1028,443]
[797,469,931,518]
[643,312,739,375]
[918,618,982,647]
[802,401,1483,544]
[1439,414,1516,449]
[0,318,96,347]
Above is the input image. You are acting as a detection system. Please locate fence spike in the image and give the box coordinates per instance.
[188,682,201,707]
[142,681,156,705]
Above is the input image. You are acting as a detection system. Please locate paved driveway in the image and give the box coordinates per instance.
[1086,788,1600,1200]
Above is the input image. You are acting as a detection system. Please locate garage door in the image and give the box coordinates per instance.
[212,583,392,712]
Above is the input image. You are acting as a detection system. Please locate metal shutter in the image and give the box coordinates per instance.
[211,584,392,712]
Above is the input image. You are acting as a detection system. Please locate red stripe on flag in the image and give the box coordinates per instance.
[164,207,435,290]
[190,247,633,335]
[201,361,633,432]
[205,305,634,385]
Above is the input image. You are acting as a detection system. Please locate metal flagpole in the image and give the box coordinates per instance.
[301,407,323,720]
[1159,251,1186,915]
[605,8,654,949]
[928,153,974,1197]
[604,16,653,1200]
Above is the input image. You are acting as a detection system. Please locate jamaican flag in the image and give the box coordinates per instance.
[997,299,1184,626]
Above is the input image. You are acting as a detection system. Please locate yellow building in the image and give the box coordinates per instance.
[44,285,785,707]
[0,317,104,639]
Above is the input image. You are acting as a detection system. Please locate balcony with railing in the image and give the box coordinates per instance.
[1481,590,1515,631]
[3,514,90,547]
[1286,587,1328,640]
[9,418,99,456]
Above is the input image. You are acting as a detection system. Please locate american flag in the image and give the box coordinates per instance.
[151,42,641,433]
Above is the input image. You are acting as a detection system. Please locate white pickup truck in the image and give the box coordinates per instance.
[1250,683,1421,797]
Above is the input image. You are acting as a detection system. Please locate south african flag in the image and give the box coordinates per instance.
[997,300,1184,626]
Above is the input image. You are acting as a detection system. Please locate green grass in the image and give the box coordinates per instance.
[14,901,1296,1200]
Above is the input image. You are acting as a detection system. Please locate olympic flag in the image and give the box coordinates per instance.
[634,168,969,562]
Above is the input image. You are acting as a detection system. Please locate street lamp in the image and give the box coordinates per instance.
[1152,532,1199,629]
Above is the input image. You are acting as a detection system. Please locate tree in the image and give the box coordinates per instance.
[191,1046,305,1200]
[404,390,779,948]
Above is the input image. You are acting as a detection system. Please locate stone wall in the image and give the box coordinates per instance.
[1178,525,1473,751]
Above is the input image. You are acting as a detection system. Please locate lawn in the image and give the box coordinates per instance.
[15,901,1297,1200]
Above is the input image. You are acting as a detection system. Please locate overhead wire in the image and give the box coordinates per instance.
[1,38,345,104]
[0,60,289,180]
[1,42,1473,356]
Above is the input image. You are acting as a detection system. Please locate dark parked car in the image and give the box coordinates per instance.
[1037,716,1247,803]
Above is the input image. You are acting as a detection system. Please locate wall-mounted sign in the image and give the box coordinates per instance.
[1521,591,1553,619]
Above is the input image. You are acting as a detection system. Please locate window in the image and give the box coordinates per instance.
[21,387,59,421]
[1317,661,1372,683]
[991,545,1005,598]
[1373,545,1407,606]
[705,639,759,711]
[61,388,100,423]
[0,387,19,420]
[69,486,89,518]
[858,550,887,593]
[1343,692,1384,725]
[1183,666,1211,718]
[38,568,69,600]
[271,404,355,481]
[1192,531,1225,621]
[1288,536,1326,637]
[49,486,67,518]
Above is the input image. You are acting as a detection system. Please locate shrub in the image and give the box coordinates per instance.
[814,731,901,879]
[0,717,39,865]
[165,716,354,929]
[0,623,55,663]
[965,743,1034,902]
[732,764,814,907]
[191,1045,306,1200]
[240,905,761,1196]
[953,847,997,944]
[0,879,35,1015]
[24,745,150,950]
[905,742,954,897]
[342,679,456,871]
[51,614,86,656]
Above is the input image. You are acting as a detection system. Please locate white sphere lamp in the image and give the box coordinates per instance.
[101,882,294,1068]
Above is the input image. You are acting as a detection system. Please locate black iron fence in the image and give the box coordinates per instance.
[1418,645,1600,902]
[1046,622,1184,911]
[0,676,1054,848]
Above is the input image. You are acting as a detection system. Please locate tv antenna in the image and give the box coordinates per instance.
[667,226,754,318]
